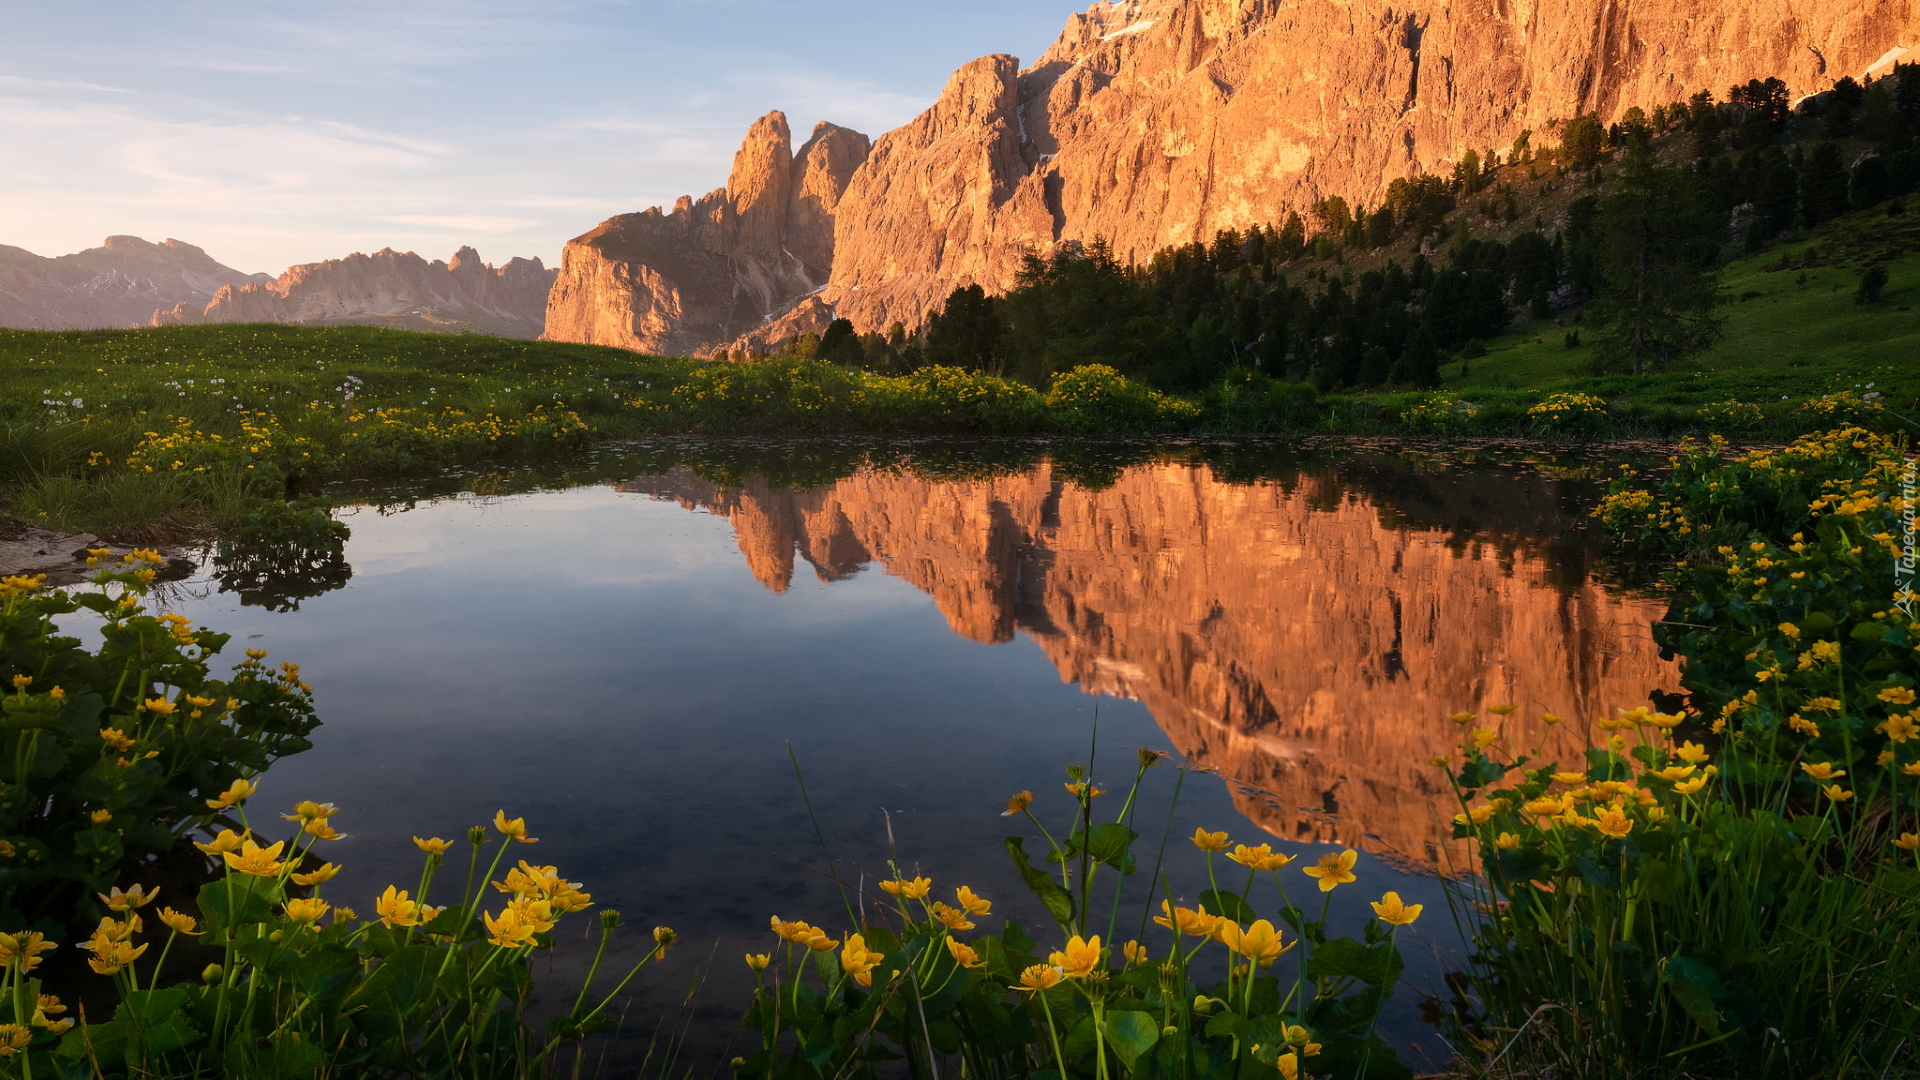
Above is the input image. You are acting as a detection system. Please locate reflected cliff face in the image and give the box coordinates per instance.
[615,452,1676,860]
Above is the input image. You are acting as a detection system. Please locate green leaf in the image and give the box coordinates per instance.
[1198,889,1256,924]
[113,989,189,1026]
[1304,937,1403,986]
[1005,837,1075,932]
[197,875,283,928]
[290,944,363,1011]
[58,1020,127,1068]
[1664,955,1726,1035]
[1203,1010,1246,1038]
[1102,1010,1161,1067]
[1047,823,1139,875]
[343,945,439,1039]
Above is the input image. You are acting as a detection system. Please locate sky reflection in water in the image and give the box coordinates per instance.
[158,439,1676,1072]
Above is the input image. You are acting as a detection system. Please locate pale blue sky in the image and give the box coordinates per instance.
[0,2,1083,273]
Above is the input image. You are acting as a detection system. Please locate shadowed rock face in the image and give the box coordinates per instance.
[616,457,1677,860]
[151,246,555,339]
[545,0,1919,353]
[541,113,872,357]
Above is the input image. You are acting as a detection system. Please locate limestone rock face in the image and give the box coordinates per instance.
[617,456,1678,858]
[541,112,871,356]
[0,236,269,330]
[152,247,555,338]
[548,0,1919,352]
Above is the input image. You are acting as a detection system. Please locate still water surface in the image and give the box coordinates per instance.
[157,439,1676,1072]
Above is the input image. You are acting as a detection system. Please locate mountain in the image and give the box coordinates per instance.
[547,0,1920,356]
[542,114,871,356]
[616,457,1677,858]
[0,236,270,330]
[153,246,556,339]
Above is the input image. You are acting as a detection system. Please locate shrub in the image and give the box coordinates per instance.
[212,497,351,612]
[1045,365,1199,433]
[864,365,1045,432]
[1795,390,1885,428]
[0,561,320,930]
[1396,392,1481,433]
[1691,399,1765,432]
[1526,391,1609,434]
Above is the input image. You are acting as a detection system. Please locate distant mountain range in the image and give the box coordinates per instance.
[0,236,555,338]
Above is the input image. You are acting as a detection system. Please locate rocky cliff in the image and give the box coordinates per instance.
[547,0,1920,352]
[152,246,555,339]
[540,113,871,356]
[616,457,1677,859]
[0,236,269,330]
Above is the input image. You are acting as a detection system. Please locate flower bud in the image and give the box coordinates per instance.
[467,825,489,845]
[599,910,624,930]
[201,964,223,983]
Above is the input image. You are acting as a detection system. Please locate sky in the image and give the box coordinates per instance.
[0,1,1086,274]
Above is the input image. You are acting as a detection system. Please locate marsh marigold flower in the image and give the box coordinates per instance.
[1494,832,1522,850]
[1880,686,1917,705]
[955,886,991,916]
[1218,920,1288,966]
[1822,784,1854,803]
[745,953,770,972]
[839,933,884,987]
[0,933,56,973]
[98,884,158,911]
[158,908,200,936]
[413,836,453,855]
[1593,804,1633,838]
[1878,714,1918,743]
[224,839,286,877]
[1370,892,1422,926]
[283,897,329,924]
[1154,900,1221,938]
[1048,934,1102,978]
[1190,827,1230,852]
[375,886,422,929]
[292,862,341,887]
[1277,1052,1300,1080]
[1227,843,1295,871]
[1014,964,1063,992]
[946,938,985,969]
[1801,762,1846,781]
[1303,850,1358,892]
[1895,833,1920,853]
[1674,776,1709,796]
[1122,940,1148,965]
[493,809,537,843]
[1002,791,1033,816]
[1063,781,1107,798]
[205,778,257,810]
[879,876,931,900]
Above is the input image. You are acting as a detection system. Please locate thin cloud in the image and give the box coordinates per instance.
[0,74,127,93]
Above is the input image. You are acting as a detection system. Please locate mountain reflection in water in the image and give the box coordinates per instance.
[615,454,1677,862]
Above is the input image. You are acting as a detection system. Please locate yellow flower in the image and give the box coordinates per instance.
[652,925,677,950]
[840,933,885,987]
[1471,727,1499,749]
[143,698,176,715]
[1277,1051,1300,1080]
[1303,850,1358,892]
[1879,714,1918,743]
[1895,833,1920,853]
[1801,762,1846,781]
[281,800,337,824]
[1014,964,1063,992]
[0,1023,31,1054]
[1190,827,1231,852]
[1063,781,1107,798]
[946,937,985,968]
[1488,704,1519,716]
[1153,900,1222,938]
[0,933,56,973]
[1227,843,1295,871]
[1550,772,1587,785]
[1593,804,1634,838]
[205,778,258,810]
[83,938,147,976]
[1674,776,1709,796]
[1654,765,1696,782]
[375,885,422,929]
[1494,832,1522,850]
[1447,712,1476,725]
[493,810,538,843]
[1539,712,1564,725]
[413,836,454,855]
[1048,934,1103,978]
[931,903,975,931]
[158,908,200,936]
[1905,762,1920,777]
[746,952,771,972]
[1370,892,1423,926]
[954,886,992,916]
[292,862,341,887]
[1218,920,1289,965]
[1122,940,1148,965]
[223,839,287,877]
[1453,804,1494,826]
[194,829,246,856]
[1002,791,1034,816]
[1879,686,1917,705]
[483,907,535,948]
[99,728,135,753]
[283,897,329,924]
[1675,742,1711,765]
[879,876,931,899]
[90,809,113,825]
[1822,784,1854,803]
[98,884,158,911]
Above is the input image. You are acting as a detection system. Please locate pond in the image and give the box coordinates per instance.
[153,437,1677,1074]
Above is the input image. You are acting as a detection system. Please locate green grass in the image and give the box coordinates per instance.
[1432,203,1920,423]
